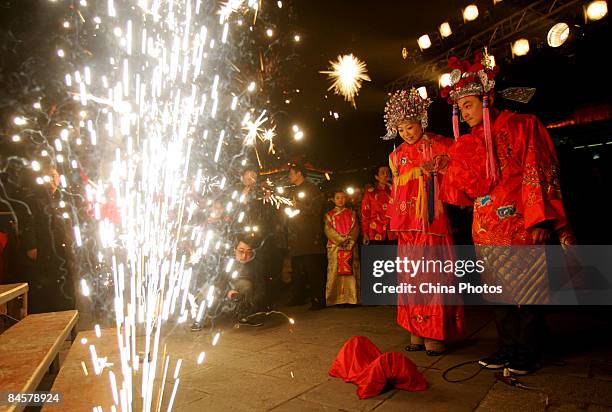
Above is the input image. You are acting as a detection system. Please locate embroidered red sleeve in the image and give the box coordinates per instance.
[520,116,568,231]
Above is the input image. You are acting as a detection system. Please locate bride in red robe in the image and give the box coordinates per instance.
[384,88,463,355]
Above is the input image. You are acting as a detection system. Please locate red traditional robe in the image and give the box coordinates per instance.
[388,134,464,342]
[360,185,397,242]
[442,110,571,245]
[441,110,573,304]
[325,207,360,305]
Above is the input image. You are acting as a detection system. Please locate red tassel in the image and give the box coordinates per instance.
[452,105,460,140]
[433,173,441,220]
[482,97,499,182]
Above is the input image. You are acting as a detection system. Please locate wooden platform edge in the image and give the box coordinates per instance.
[0,310,78,412]
[22,310,79,394]
[0,283,28,306]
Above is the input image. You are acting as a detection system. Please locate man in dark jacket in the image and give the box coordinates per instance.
[236,167,285,309]
[286,164,326,310]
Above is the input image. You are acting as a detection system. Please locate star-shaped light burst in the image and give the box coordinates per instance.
[262,126,276,153]
[242,110,268,146]
[320,54,371,108]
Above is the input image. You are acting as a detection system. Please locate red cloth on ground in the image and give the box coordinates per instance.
[329,336,382,383]
[329,336,428,399]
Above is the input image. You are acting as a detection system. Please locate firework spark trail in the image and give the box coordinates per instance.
[55,0,272,409]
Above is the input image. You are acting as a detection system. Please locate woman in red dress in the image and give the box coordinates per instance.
[383,88,463,355]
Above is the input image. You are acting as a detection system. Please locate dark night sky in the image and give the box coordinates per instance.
[271,0,611,178]
[1,0,609,179]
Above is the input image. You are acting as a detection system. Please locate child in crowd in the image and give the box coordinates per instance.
[324,190,360,306]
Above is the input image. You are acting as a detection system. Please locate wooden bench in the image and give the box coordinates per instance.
[0,283,28,323]
[42,328,127,411]
[0,310,78,412]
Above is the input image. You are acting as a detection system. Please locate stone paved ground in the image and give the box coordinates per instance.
[27,305,612,411]
[135,305,612,412]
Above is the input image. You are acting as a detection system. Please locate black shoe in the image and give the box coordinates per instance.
[479,349,511,369]
[190,322,203,332]
[507,355,539,375]
[238,317,263,327]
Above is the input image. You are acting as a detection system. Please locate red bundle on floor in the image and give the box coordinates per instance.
[329,336,428,399]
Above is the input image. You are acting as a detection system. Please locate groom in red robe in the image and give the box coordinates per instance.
[440,51,574,375]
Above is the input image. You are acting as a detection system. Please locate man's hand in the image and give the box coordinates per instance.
[26,248,37,261]
[530,228,550,244]
[362,234,369,245]
[422,155,450,174]
[227,290,239,300]
[433,155,450,172]
[421,160,436,174]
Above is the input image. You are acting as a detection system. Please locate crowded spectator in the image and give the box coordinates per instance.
[237,167,285,310]
[286,164,327,310]
[360,166,396,245]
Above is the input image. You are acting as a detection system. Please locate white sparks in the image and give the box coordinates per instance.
[197,352,206,364]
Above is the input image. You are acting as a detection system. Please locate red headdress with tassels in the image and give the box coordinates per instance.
[441,50,500,182]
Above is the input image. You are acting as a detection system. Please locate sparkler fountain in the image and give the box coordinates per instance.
[2,0,293,410]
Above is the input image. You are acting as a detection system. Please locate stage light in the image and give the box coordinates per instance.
[463,5,479,22]
[439,22,452,38]
[346,187,355,195]
[417,34,432,50]
[417,86,428,99]
[512,38,530,56]
[439,73,451,88]
[547,22,570,47]
[586,1,608,21]
[266,28,274,37]
[294,34,301,42]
